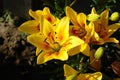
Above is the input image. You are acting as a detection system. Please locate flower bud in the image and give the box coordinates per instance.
[110,12,119,21]
[87,13,100,21]
[94,47,104,60]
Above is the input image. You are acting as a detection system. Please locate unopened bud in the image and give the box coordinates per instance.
[94,47,104,60]
[110,12,119,21]
[87,13,100,21]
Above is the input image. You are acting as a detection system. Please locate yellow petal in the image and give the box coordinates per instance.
[29,9,42,20]
[66,6,78,25]
[37,48,68,64]
[43,7,56,23]
[91,32,105,45]
[42,18,54,37]
[65,74,77,80]
[65,36,84,51]
[27,33,50,51]
[92,32,100,41]
[36,47,42,56]
[107,23,120,37]
[100,9,109,26]
[105,38,119,43]
[91,7,97,14]
[18,20,40,34]
[64,64,78,77]
[85,22,95,43]
[56,17,69,45]
[80,43,90,56]
[77,72,102,80]
[37,51,46,64]
[44,48,68,62]
[77,13,87,27]
[68,45,81,56]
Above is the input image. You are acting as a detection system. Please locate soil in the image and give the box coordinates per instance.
[0,16,37,80]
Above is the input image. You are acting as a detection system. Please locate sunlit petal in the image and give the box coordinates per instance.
[68,45,81,56]
[43,7,56,23]
[64,64,78,77]
[27,33,50,51]
[42,18,54,37]
[77,13,87,27]
[77,72,102,80]
[37,51,46,64]
[29,9,42,20]
[37,48,68,64]
[36,48,42,56]
[91,7,97,14]
[65,36,84,51]
[56,17,69,45]
[80,43,90,56]
[107,23,120,37]
[85,22,95,43]
[66,6,78,25]
[18,20,40,34]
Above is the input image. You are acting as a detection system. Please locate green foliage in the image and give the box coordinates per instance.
[91,0,117,13]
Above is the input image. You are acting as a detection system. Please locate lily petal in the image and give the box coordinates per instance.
[105,37,119,43]
[77,72,102,80]
[42,17,54,37]
[66,6,78,25]
[91,7,97,14]
[56,17,69,45]
[77,13,87,27]
[43,7,56,23]
[37,48,68,64]
[68,43,90,57]
[107,23,120,37]
[29,9,42,20]
[100,9,109,26]
[27,33,50,52]
[80,43,90,56]
[64,64,78,77]
[18,20,40,34]
[85,22,95,43]
[65,36,84,51]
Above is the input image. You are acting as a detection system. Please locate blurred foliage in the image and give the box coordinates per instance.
[41,0,76,18]
[91,0,117,13]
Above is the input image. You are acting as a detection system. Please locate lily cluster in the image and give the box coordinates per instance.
[18,6,120,80]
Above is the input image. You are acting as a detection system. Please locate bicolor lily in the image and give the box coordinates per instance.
[66,6,96,56]
[90,7,120,45]
[27,17,84,64]
[18,7,59,34]
[64,64,102,80]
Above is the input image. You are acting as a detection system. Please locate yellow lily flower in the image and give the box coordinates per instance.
[90,7,120,45]
[18,7,58,34]
[66,6,96,56]
[27,17,84,64]
[64,64,102,80]
[66,6,87,39]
